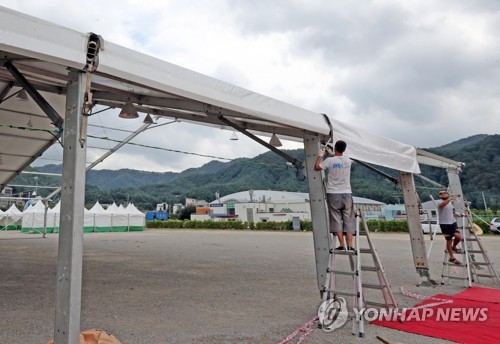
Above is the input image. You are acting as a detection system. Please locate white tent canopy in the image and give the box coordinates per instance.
[47,201,61,231]
[124,203,146,228]
[1,204,22,229]
[21,199,46,231]
[88,201,105,213]
[6,203,22,218]
[0,5,419,191]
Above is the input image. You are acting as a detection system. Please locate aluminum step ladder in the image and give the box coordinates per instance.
[441,212,500,286]
[318,210,398,337]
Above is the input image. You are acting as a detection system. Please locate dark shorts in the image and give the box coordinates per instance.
[440,223,459,236]
[326,193,355,234]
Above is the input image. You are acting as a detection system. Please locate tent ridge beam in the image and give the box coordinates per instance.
[94,99,304,138]
[416,148,463,169]
[93,91,252,120]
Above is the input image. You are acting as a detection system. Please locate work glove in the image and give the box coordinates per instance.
[325,145,334,156]
[318,146,326,157]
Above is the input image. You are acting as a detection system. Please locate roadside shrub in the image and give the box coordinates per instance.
[146,220,184,229]
[147,219,309,232]
[366,220,408,232]
[255,221,290,230]
[300,221,313,231]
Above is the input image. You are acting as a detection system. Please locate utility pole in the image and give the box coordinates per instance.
[33,176,39,197]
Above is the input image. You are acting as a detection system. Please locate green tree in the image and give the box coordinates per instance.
[177,205,196,220]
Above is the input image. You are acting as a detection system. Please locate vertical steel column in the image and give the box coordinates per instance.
[400,172,432,283]
[447,167,466,220]
[447,167,471,249]
[54,69,86,344]
[303,134,330,292]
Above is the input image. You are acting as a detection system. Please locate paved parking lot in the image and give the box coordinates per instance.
[1,230,499,343]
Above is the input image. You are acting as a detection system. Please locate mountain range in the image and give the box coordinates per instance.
[11,134,500,211]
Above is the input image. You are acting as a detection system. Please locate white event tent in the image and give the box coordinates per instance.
[20,200,145,233]
[1,203,23,230]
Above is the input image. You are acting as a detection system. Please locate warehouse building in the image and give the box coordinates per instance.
[191,190,385,223]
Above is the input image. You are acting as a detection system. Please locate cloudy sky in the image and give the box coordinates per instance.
[3,0,499,172]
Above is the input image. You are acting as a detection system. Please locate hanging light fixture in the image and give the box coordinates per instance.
[143,113,154,124]
[269,133,283,147]
[119,98,139,119]
[230,131,239,141]
[16,89,29,101]
[26,115,33,128]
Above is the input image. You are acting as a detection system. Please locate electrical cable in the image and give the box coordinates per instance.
[88,134,233,160]
[0,123,63,146]
[86,134,296,171]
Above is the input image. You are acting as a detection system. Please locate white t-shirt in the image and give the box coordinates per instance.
[319,155,352,194]
[437,200,455,225]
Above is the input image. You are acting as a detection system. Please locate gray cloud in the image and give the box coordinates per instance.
[228,0,500,146]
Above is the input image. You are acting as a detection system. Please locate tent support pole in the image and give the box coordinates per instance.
[303,134,330,294]
[43,199,48,238]
[54,69,87,344]
[400,172,433,285]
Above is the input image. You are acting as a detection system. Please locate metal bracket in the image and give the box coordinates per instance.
[79,33,103,148]
[85,33,103,72]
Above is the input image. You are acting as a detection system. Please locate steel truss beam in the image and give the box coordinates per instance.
[3,61,64,129]
[94,99,305,138]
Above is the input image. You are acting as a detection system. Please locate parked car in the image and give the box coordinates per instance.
[490,218,500,234]
[421,220,441,234]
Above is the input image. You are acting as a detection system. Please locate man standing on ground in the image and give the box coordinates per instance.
[314,140,355,251]
[437,190,462,265]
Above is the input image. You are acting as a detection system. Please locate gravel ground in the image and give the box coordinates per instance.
[0,229,499,344]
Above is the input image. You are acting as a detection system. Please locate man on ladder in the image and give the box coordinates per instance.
[437,189,463,265]
[314,140,355,250]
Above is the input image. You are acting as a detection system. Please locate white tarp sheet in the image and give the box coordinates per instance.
[328,116,420,173]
